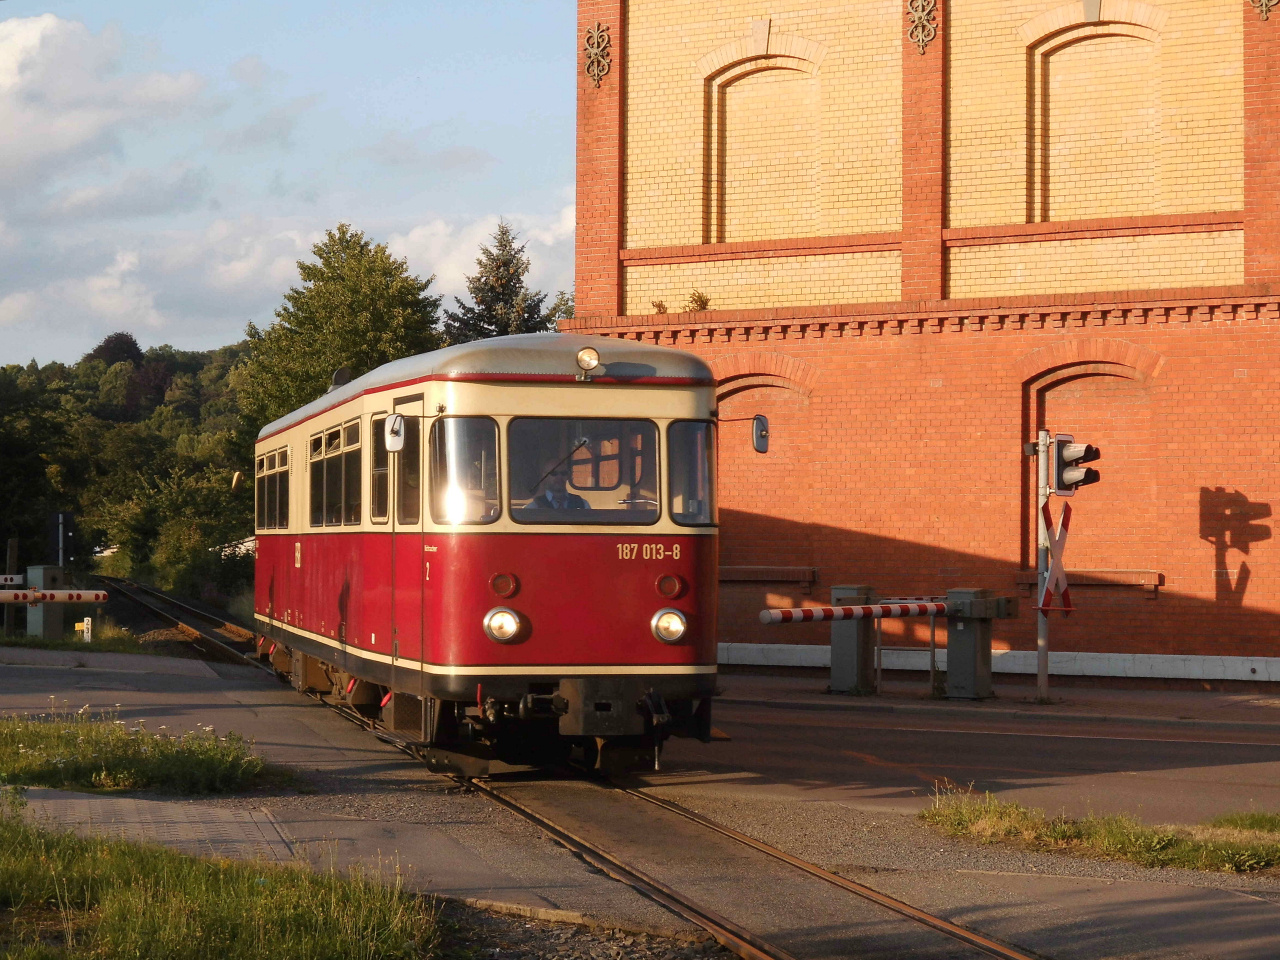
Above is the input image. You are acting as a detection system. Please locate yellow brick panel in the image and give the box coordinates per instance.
[623,252,901,314]
[1042,34,1159,221]
[721,69,820,241]
[948,0,1242,228]
[947,231,1244,299]
[624,0,901,249]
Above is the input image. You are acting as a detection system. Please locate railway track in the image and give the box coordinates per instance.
[107,579,1043,960]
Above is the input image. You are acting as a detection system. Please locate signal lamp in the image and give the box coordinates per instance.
[651,608,688,644]
[1053,433,1101,497]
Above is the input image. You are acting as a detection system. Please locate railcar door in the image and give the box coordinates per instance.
[391,396,424,689]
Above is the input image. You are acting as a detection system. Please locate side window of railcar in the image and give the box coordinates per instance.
[309,423,362,527]
[370,416,389,523]
[429,417,500,524]
[508,419,659,525]
[395,414,421,524]
[255,447,290,530]
[668,421,716,526]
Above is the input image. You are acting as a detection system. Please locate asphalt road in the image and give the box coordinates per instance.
[656,698,1280,823]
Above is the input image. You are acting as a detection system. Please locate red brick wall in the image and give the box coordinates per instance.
[576,0,625,319]
[1244,0,1280,287]
[901,0,947,302]
[569,2,1280,661]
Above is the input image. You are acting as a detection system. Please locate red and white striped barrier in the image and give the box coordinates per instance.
[760,602,949,625]
[0,575,22,586]
[0,590,108,604]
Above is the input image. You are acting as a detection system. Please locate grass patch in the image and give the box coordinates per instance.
[0,618,172,657]
[921,788,1280,874]
[0,789,439,959]
[0,703,265,794]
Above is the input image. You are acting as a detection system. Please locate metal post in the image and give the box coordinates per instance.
[928,614,939,697]
[1036,429,1051,701]
[874,619,883,694]
[829,585,875,695]
[3,538,16,636]
[57,513,65,568]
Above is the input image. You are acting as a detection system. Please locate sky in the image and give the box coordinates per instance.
[0,0,577,365]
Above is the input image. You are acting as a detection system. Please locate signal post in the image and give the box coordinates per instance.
[1030,431,1102,701]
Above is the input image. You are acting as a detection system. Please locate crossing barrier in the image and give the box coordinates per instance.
[761,586,1017,699]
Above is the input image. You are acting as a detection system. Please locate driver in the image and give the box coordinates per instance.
[523,456,589,510]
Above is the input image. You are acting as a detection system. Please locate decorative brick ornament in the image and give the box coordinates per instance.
[907,0,938,54]
[1250,0,1277,20]
[584,23,612,87]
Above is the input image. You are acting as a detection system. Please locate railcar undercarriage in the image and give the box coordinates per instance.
[258,637,714,775]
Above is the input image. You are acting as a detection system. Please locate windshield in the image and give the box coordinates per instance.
[668,421,716,525]
[429,417,500,524]
[509,418,659,524]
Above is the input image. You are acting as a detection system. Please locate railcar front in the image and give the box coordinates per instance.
[252,333,718,771]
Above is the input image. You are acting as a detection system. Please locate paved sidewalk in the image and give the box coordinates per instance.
[0,646,217,678]
[22,787,294,862]
[717,670,1280,733]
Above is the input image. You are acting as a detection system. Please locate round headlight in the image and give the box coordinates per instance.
[576,346,600,372]
[484,607,523,643]
[651,608,688,644]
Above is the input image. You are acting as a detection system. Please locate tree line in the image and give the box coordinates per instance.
[0,221,570,602]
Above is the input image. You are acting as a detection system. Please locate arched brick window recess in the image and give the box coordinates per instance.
[695,21,828,243]
[708,352,818,404]
[1018,1,1168,223]
[1015,338,1165,566]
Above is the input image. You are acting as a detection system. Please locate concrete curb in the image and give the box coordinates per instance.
[718,694,1280,736]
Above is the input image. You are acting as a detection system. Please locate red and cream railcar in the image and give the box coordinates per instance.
[253,333,718,769]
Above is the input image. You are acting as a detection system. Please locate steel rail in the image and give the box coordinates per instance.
[113,577,256,641]
[96,576,267,670]
[616,786,1042,960]
[110,579,1040,960]
[464,777,798,960]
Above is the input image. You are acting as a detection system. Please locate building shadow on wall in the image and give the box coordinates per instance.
[1199,487,1272,607]
[718,501,1280,657]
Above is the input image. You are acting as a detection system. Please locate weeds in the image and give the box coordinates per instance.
[0,790,439,958]
[1,617,169,656]
[921,787,1280,873]
[0,700,265,794]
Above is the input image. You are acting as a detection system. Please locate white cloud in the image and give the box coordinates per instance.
[49,165,211,220]
[389,204,575,304]
[219,95,320,153]
[0,15,203,190]
[368,132,496,173]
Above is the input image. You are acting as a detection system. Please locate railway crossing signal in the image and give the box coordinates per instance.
[1053,434,1101,496]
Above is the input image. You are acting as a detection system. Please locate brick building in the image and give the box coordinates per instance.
[564,0,1280,682]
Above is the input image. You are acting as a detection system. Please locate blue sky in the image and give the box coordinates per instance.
[0,1,577,363]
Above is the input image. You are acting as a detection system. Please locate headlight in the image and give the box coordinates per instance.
[650,608,687,644]
[576,346,600,372]
[484,607,524,643]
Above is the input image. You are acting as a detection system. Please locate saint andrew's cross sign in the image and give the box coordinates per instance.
[1038,501,1073,615]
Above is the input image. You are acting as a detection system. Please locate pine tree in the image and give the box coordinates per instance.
[443,222,551,344]
[237,223,441,428]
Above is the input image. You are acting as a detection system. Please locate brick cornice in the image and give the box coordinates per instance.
[562,285,1280,340]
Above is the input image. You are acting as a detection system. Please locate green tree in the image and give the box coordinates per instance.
[237,224,441,430]
[545,289,574,330]
[443,222,552,344]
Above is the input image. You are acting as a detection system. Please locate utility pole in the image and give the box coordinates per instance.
[3,538,15,636]
[1036,430,1050,702]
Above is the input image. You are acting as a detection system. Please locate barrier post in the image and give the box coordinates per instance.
[945,587,993,699]
[829,585,876,695]
[2,539,16,636]
[26,566,65,641]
